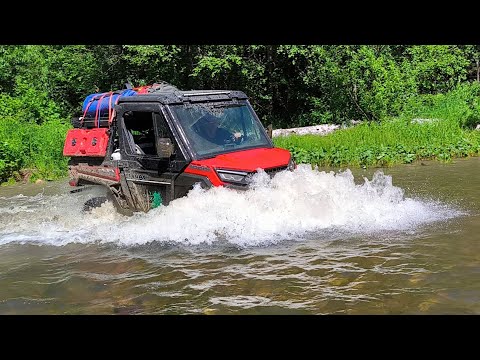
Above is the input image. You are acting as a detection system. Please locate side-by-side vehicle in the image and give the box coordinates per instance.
[63,83,294,214]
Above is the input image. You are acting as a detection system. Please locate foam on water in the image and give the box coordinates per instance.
[0,165,463,247]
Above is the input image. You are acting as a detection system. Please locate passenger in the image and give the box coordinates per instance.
[194,113,242,146]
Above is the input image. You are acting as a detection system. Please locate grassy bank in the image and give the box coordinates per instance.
[2,81,480,184]
[274,119,480,167]
[274,84,480,167]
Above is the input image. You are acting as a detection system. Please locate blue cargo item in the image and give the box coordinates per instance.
[82,89,137,119]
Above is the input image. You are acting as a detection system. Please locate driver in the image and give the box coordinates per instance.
[194,113,242,145]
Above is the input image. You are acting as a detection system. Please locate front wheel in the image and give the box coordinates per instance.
[83,196,108,212]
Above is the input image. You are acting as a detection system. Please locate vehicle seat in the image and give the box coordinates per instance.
[126,129,145,155]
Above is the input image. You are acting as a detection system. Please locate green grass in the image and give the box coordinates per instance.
[0,117,70,184]
[274,82,480,168]
[274,118,480,168]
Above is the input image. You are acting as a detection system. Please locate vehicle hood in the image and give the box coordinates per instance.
[192,147,291,172]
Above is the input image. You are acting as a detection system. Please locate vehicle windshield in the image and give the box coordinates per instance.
[170,102,271,157]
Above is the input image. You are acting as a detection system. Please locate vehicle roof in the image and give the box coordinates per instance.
[118,90,248,105]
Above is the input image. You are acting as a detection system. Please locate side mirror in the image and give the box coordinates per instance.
[157,138,175,158]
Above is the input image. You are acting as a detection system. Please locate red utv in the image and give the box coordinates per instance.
[63,83,294,214]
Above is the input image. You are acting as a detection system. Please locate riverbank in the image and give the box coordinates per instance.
[3,82,480,185]
[273,118,480,168]
[272,124,343,137]
[3,118,480,187]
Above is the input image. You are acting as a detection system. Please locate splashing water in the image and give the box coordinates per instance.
[0,165,462,247]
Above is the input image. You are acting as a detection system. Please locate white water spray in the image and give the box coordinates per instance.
[0,165,462,247]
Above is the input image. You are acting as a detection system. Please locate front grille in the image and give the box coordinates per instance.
[248,165,288,179]
[220,165,288,189]
[264,165,288,176]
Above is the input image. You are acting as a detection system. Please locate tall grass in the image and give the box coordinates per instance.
[274,83,480,167]
[0,117,70,183]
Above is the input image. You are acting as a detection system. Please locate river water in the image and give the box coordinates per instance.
[0,158,479,314]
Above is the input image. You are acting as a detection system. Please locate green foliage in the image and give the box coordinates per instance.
[0,139,22,183]
[0,116,70,183]
[0,87,60,124]
[346,46,417,120]
[42,46,99,116]
[0,116,28,182]
[26,119,71,180]
[1,45,478,128]
[405,45,470,94]
[1,45,480,184]
[122,45,182,86]
[400,82,480,128]
[275,83,480,168]
[0,91,69,183]
[275,119,480,168]
[290,45,419,125]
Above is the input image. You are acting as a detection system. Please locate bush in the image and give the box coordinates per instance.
[274,112,480,168]
[0,93,70,184]
[26,119,70,180]
[400,82,480,128]
[0,141,21,183]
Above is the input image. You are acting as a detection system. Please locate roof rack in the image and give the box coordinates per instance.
[183,91,231,96]
[72,116,112,129]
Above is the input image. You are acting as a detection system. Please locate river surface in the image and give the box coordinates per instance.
[0,158,479,314]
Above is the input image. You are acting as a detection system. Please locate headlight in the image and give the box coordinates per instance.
[287,156,296,171]
[217,170,248,183]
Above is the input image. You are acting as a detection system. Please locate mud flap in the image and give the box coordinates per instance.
[106,190,134,217]
[118,170,156,213]
[119,171,137,211]
[126,181,151,213]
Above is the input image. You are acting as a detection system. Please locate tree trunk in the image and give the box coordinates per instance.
[476,59,479,82]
